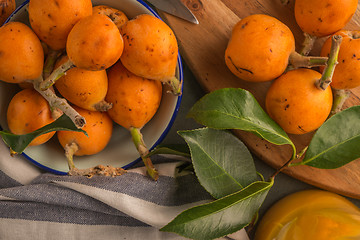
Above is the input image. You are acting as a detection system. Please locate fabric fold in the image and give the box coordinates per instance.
[0,142,249,240]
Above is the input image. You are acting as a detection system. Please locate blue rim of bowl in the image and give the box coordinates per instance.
[1,0,184,175]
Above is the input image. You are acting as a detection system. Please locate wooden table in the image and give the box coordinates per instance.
[158,0,360,199]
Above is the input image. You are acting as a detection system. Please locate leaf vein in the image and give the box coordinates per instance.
[199,109,289,143]
[304,134,360,164]
[192,140,244,189]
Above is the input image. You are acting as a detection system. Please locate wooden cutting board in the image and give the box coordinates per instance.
[157,0,360,199]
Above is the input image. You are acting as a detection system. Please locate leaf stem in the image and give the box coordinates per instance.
[315,35,343,90]
[270,143,297,179]
[33,76,86,128]
[288,146,308,167]
[256,171,265,181]
[130,127,159,180]
[40,58,75,90]
[270,156,294,180]
[246,211,259,236]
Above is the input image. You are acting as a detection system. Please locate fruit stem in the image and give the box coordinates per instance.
[316,35,343,90]
[50,107,63,120]
[93,100,113,112]
[33,76,86,128]
[40,58,75,90]
[330,89,351,116]
[68,165,127,177]
[288,51,328,69]
[166,76,183,96]
[130,127,159,180]
[43,49,63,79]
[299,33,317,56]
[64,142,79,170]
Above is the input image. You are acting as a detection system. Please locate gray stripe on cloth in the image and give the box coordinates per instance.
[29,165,212,206]
[0,183,128,217]
[0,159,213,229]
[0,170,22,188]
[53,180,211,228]
[0,201,148,226]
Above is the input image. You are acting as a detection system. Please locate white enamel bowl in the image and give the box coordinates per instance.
[0,0,183,174]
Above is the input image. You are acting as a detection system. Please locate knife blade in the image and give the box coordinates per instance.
[147,0,199,24]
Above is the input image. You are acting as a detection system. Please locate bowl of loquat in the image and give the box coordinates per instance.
[0,0,183,178]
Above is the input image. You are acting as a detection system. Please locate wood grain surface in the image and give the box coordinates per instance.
[156,0,360,199]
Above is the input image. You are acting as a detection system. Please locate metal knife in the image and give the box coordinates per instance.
[146,0,199,24]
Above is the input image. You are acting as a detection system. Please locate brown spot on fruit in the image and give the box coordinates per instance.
[298,125,306,133]
[227,56,254,75]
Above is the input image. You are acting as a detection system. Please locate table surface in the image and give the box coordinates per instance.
[11,0,360,236]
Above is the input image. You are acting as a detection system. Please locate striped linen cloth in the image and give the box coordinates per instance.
[0,141,249,240]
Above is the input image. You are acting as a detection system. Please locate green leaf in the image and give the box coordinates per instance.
[147,144,191,158]
[299,106,360,169]
[187,88,295,153]
[0,114,87,154]
[160,180,273,240]
[179,128,258,199]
